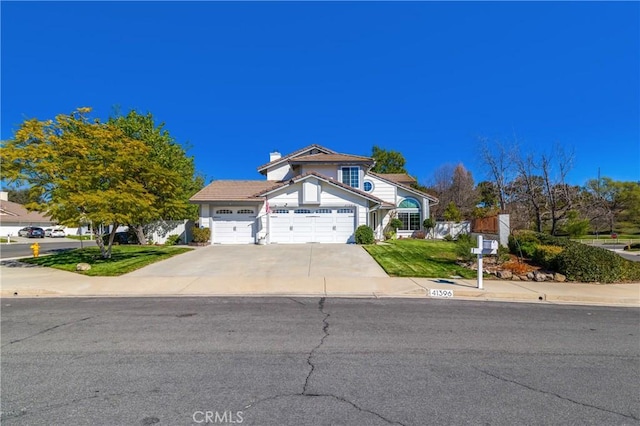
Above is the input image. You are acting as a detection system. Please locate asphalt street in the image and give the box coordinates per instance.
[0,240,90,259]
[1,298,639,425]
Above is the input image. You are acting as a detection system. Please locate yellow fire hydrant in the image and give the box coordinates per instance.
[30,242,40,258]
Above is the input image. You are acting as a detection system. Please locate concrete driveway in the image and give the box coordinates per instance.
[126,244,389,278]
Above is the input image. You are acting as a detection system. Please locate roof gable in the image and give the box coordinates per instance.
[369,172,439,203]
[256,144,337,173]
[255,172,391,205]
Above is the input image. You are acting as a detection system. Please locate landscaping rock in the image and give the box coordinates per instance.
[76,263,91,271]
[554,272,567,282]
[533,271,546,282]
[512,275,521,281]
[496,270,513,279]
[518,275,529,281]
[526,272,535,280]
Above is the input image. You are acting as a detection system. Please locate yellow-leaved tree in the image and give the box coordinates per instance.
[1,107,196,258]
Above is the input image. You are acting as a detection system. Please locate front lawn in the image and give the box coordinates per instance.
[21,245,192,276]
[363,239,477,278]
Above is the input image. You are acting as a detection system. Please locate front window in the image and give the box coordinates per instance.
[398,212,421,231]
[397,197,421,231]
[341,167,359,188]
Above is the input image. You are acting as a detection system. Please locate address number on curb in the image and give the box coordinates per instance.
[429,289,454,298]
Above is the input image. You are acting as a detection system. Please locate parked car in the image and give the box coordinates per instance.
[102,231,139,245]
[18,226,45,238]
[51,229,66,238]
[44,228,53,237]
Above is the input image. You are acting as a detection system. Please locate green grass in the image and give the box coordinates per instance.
[65,235,94,241]
[0,237,16,243]
[363,239,477,278]
[21,245,192,276]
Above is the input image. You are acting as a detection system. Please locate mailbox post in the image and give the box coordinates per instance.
[471,235,498,289]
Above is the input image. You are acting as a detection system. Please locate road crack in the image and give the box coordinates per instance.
[4,316,93,347]
[243,298,406,425]
[302,297,330,395]
[475,367,639,421]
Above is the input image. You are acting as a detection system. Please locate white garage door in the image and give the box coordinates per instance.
[212,209,256,244]
[269,208,355,244]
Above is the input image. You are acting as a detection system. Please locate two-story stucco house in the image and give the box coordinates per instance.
[190,144,438,244]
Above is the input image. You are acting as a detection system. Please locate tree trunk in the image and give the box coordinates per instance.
[94,226,107,258]
[94,223,119,259]
[133,224,147,245]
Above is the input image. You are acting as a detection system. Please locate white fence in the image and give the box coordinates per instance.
[432,221,471,239]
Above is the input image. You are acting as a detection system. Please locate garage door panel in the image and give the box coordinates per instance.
[212,213,256,244]
[269,208,355,244]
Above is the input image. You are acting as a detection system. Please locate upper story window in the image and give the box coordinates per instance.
[341,167,359,188]
[363,180,374,192]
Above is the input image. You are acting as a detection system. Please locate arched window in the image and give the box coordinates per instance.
[216,209,233,215]
[237,209,254,214]
[397,198,421,231]
[363,181,374,192]
[398,198,420,209]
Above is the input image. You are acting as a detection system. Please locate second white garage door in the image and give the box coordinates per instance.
[269,208,355,244]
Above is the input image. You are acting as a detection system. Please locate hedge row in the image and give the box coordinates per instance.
[509,231,640,283]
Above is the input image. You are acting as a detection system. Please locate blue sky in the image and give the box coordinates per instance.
[2,1,639,187]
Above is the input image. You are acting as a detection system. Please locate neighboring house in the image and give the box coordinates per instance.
[0,191,56,236]
[190,144,438,244]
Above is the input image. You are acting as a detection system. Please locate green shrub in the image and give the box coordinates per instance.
[454,234,475,262]
[192,227,210,243]
[165,234,181,246]
[508,231,540,258]
[389,218,403,231]
[497,245,511,263]
[509,230,640,282]
[557,243,622,283]
[355,225,375,245]
[443,234,454,242]
[532,245,564,270]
